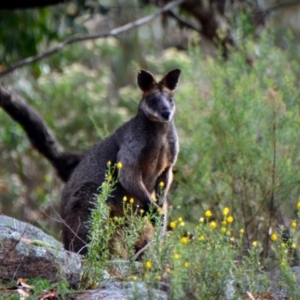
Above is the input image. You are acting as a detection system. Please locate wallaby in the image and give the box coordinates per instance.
[61,68,181,255]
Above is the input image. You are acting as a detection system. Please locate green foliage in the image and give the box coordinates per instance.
[35,63,126,149]
[0,1,113,67]
[80,162,119,288]
[169,32,300,252]
[80,199,300,298]
[0,9,61,66]
[80,162,160,289]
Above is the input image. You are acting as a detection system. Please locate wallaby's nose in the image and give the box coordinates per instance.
[161,110,171,120]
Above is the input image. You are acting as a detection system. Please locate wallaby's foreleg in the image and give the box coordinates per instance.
[119,165,159,210]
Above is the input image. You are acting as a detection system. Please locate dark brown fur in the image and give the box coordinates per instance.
[61,69,181,255]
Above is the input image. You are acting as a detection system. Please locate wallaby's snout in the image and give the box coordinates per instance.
[138,69,180,123]
[161,109,171,121]
[159,96,174,122]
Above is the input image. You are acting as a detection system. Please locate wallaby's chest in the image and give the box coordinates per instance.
[140,132,177,178]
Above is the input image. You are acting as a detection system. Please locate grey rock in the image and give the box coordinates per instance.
[224,279,236,300]
[0,215,62,247]
[74,282,168,300]
[0,215,82,288]
[269,266,300,299]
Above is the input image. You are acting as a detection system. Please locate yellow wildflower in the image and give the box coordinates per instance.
[252,241,258,248]
[145,261,152,269]
[169,221,176,229]
[227,216,234,223]
[291,220,297,228]
[223,207,230,216]
[181,237,189,244]
[159,181,165,188]
[205,210,212,218]
[297,201,300,209]
[270,233,278,242]
[240,228,245,234]
[209,221,217,229]
[292,243,297,249]
[178,217,183,222]
[184,262,189,268]
[116,162,122,169]
[129,198,134,204]
[199,235,205,241]
[123,196,127,202]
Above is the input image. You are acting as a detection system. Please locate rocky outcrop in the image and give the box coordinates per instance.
[0,215,82,288]
[0,215,168,299]
[73,282,168,300]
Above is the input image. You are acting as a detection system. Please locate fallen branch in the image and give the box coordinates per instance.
[0,85,83,182]
[0,0,185,78]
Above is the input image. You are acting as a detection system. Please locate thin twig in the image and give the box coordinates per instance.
[0,0,185,78]
[133,232,167,261]
[133,239,154,261]
[168,9,202,33]
[51,206,88,249]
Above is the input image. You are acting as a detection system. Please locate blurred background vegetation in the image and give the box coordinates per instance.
[1,0,300,255]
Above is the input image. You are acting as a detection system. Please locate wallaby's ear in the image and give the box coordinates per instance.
[160,68,181,90]
[137,70,156,92]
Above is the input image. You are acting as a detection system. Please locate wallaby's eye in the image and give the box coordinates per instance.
[169,97,174,103]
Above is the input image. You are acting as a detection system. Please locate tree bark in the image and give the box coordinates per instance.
[0,85,83,182]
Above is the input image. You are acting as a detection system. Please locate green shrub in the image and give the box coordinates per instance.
[165,33,300,255]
